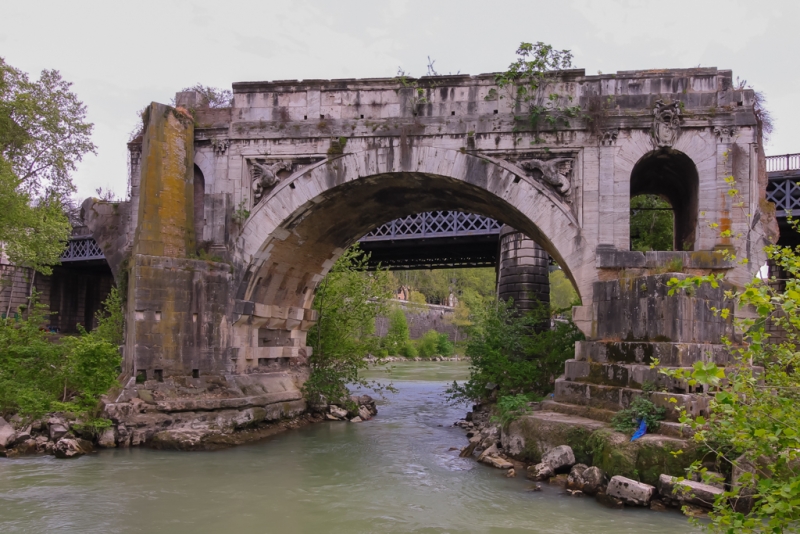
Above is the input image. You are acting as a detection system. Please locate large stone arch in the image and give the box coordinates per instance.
[237,147,594,306]
[230,147,595,371]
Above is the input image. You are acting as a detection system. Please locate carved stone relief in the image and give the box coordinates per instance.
[211,138,230,155]
[599,129,619,146]
[652,99,681,147]
[517,158,573,200]
[713,126,737,144]
[246,157,325,203]
[249,160,291,201]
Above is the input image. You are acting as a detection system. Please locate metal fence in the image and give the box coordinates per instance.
[360,211,503,241]
[60,237,105,262]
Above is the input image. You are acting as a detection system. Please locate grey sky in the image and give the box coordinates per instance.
[3,0,797,198]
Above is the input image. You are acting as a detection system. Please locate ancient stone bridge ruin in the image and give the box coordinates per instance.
[83,67,773,430]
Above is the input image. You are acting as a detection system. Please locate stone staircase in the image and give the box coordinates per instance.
[550,273,750,439]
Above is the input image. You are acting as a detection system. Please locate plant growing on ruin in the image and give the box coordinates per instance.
[177,84,233,109]
[610,395,666,434]
[491,393,538,427]
[232,200,250,225]
[494,42,582,131]
[305,245,394,405]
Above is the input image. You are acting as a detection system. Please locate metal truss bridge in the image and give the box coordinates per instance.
[60,235,106,263]
[358,211,503,270]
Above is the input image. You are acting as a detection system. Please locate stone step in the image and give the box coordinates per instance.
[553,377,710,422]
[539,400,692,439]
[564,359,702,393]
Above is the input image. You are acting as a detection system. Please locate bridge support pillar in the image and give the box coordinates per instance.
[496,226,550,314]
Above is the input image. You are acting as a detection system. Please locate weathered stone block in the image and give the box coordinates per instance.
[607,475,655,506]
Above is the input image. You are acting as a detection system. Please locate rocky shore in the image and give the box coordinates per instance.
[0,375,378,458]
[455,402,732,516]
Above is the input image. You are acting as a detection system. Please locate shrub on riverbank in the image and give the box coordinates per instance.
[446,299,583,403]
[305,246,394,405]
[0,288,122,420]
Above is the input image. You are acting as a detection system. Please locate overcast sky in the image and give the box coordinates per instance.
[3,0,798,199]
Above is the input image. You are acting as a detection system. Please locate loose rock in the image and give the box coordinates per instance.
[48,417,69,441]
[566,463,589,491]
[657,474,723,509]
[606,475,655,506]
[526,462,555,481]
[0,417,15,448]
[329,405,348,420]
[580,466,606,495]
[54,438,93,459]
[97,428,117,448]
[541,445,575,472]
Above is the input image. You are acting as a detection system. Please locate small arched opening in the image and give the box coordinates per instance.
[630,148,699,251]
[193,164,205,244]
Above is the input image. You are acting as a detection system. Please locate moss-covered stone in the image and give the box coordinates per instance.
[502,411,696,484]
[635,437,698,486]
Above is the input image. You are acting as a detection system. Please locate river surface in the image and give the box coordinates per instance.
[0,362,698,533]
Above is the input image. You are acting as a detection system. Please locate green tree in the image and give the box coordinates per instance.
[306,245,393,405]
[447,299,583,402]
[0,290,121,419]
[0,57,95,196]
[549,268,579,312]
[630,194,674,252]
[417,330,441,358]
[384,307,410,356]
[393,267,495,306]
[0,57,95,274]
[436,332,455,357]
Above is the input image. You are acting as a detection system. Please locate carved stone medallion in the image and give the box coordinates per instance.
[652,100,681,147]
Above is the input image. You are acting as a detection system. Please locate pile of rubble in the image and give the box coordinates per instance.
[0,415,96,459]
[321,395,378,423]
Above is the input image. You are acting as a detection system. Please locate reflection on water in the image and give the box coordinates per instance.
[0,362,698,534]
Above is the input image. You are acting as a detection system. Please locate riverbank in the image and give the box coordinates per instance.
[0,379,378,457]
[455,402,721,517]
[0,363,698,533]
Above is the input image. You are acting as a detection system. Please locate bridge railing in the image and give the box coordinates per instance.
[360,211,502,242]
[766,154,800,173]
[60,237,105,262]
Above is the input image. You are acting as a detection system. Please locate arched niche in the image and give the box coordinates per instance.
[193,164,205,244]
[630,148,699,251]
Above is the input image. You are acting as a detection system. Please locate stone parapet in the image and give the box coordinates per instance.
[593,273,735,343]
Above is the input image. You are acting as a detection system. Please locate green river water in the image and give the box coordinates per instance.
[0,362,699,533]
